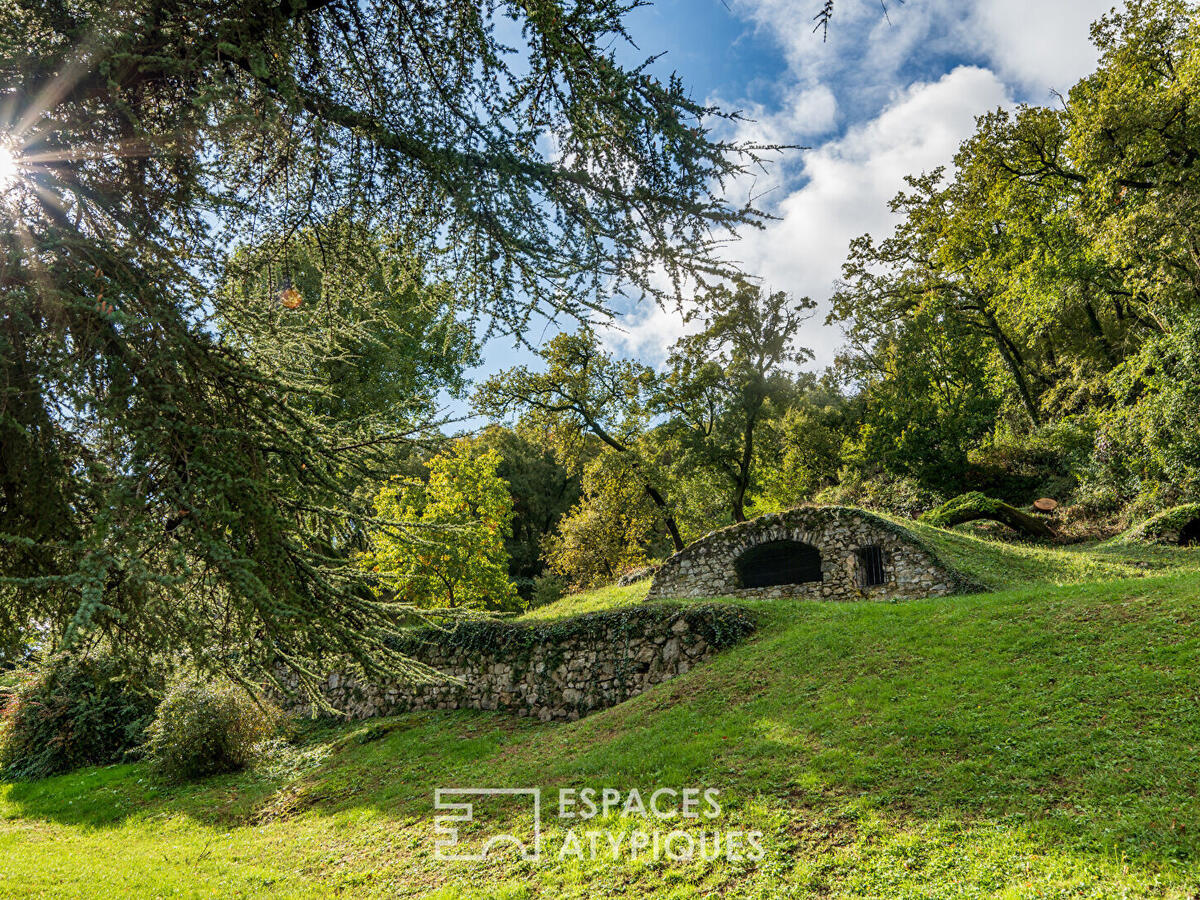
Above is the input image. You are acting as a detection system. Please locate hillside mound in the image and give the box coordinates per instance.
[648,506,984,602]
[1117,503,1200,546]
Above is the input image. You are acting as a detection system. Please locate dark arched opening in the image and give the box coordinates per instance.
[1180,519,1200,547]
[736,540,822,589]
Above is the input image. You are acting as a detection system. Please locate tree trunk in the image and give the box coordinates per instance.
[983,309,1040,426]
[1082,299,1116,364]
[731,488,747,523]
[731,398,761,524]
[645,484,685,552]
[922,492,1055,538]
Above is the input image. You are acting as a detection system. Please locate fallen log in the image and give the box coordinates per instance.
[921,491,1056,538]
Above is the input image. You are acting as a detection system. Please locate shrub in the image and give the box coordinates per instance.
[146,678,278,781]
[965,420,1094,505]
[529,574,567,608]
[816,473,946,519]
[0,653,163,780]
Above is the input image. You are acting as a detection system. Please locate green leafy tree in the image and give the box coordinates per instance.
[831,169,1045,431]
[217,215,476,442]
[475,329,686,550]
[834,305,1001,493]
[755,375,856,511]
[473,426,581,600]
[544,453,662,590]
[827,0,1200,512]
[213,217,478,564]
[654,280,815,522]
[363,444,518,612]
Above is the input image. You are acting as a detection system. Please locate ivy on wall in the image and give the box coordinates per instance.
[390,603,757,657]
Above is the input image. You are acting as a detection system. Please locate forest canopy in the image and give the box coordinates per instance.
[827,0,1200,517]
[483,0,1200,583]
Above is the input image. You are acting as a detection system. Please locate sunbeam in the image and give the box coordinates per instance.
[0,143,17,191]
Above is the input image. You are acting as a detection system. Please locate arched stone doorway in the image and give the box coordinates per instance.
[735,540,822,589]
[646,506,981,601]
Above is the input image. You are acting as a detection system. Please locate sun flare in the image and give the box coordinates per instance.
[0,144,18,192]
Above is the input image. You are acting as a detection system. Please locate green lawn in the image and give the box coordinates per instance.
[518,580,651,622]
[4,537,1200,897]
[905,519,1200,589]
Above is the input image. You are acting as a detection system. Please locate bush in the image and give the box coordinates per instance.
[816,473,946,519]
[966,421,1092,506]
[0,653,163,780]
[146,678,278,781]
[529,574,567,608]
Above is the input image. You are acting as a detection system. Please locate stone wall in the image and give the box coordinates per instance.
[647,506,981,602]
[280,604,756,723]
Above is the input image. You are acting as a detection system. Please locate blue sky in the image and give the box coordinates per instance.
[461,0,1117,421]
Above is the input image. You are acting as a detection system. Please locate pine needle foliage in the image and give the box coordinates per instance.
[0,1,773,693]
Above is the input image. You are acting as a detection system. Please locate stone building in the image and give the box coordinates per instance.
[647,506,980,602]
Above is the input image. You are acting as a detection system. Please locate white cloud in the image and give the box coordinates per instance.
[729,0,1113,120]
[733,84,841,146]
[611,66,1010,366]
[599,296,697,360]
[967,0,1115,95]
[610,1,1117,368]
[743,65,1011,365]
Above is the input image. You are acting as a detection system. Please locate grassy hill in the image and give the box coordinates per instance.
[3,533,1200,897]
[904,519,1200,590]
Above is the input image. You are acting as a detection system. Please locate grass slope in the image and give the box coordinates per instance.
[518,581,650,622]
[904,521,1200,590]
[4,536,1200,897]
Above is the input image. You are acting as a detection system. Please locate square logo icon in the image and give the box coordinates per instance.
[434,788,542,861]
